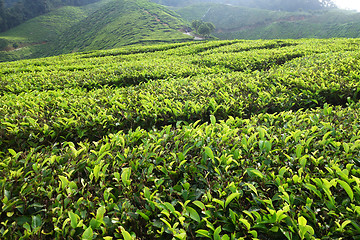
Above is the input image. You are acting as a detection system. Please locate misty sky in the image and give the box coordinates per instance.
[333,0,360,11]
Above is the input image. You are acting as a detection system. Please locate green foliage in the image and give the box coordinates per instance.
[0,0,192,62]
[2,38,360,239]
[1,0,359,63]
[197,21,215,37]
[191,19,202,32]
[0,2,104,61]
[192,19,216,37]
[176,4,360,40]
[50,0,191,55]
[177,3,308,29]
[0,37,7,49]
[0,0,101,32]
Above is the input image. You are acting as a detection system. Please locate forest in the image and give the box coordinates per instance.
[0,0,100,32]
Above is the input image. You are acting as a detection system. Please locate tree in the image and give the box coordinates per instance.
[191,20,202,33]
[23,0,48,19]
[198,23,210,37]
[320,0,336,8]
[198,22,216,37]
[0,0,5,31]
[0,0,4,12]
[0,38,8,50]
[191,19,216,37]
[205,22,215,32]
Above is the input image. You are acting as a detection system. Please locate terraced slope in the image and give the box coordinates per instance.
[1,39,360,239]
[0,0,112,61]
[50,0,191,55]
[0,0,192,61]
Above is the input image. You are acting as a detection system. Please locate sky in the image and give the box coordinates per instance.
[333,0,360,11]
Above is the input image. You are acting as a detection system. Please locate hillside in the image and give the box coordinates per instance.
[151,0,335,11]
[49,0,191,55]
[0,6,89,45]
[176,3,302,27]
[2,0,360,62]
[0,0,192,61]
[0,0,111,61]
[175,3,360,39]
[2,38,360,239]
[0,0,102,32]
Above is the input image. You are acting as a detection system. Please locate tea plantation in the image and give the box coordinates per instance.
[1,39,360,239]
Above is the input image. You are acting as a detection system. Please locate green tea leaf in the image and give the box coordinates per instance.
[214,226,221,240]
[249,230,258,238]
[246,168,264,179]
[239,218,251,230]
[265,140,272,152]
[96,206,106,221]
[296,145,303,159]
[298,216,307,226]
[210,115,216,125]
[204,147,214,160]
[120,226,133,240]
[31,215,42,229]
[82,226,93,240]
[222,234,230,240]
[258,127,266,140]
[244,183,258,195]
[225,192,240,208]
[23,222,31,232]
[59,175,69,189]
[196,229,211,238]
[186,206,200,222]
[339,220,351,231]
[337,179,354,201]
[68,211,78,228]
[93,164,100,181]
[212,198,225,209]
[299,155,308,168]
[343,142,349,153]
[174,232,187,240]
[164,202,175,214]
[90,219,101,229]
[136,210,149,221]
[8,149,16,156]
[121,168,131,187]
[193,201,206,211]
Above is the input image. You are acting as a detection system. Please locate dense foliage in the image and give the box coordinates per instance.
[0,0,100,32]
[1,38,360,239]
[191,20,215,37]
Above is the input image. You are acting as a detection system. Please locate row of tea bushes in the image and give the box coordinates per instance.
[2,48,360,151]
[1,103,360,239]
[2,38,360,239]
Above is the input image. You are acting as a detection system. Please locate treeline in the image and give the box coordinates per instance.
[0,0,100,32]
[151,0,336,11]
